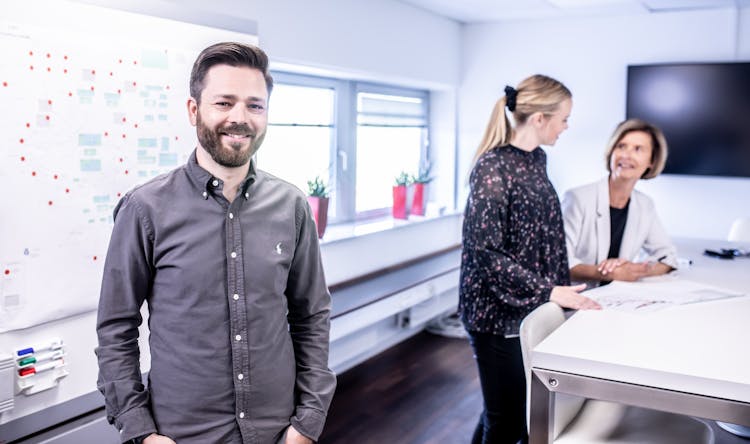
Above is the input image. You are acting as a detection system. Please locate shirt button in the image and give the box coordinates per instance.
[233,293,239,300]
[244,192,249,199]
[230,252,237,258]
[238,373,244,380]
[229,213,234,219]
[235,334,241,341]
[239,412,245,419]
[212,179,219,187]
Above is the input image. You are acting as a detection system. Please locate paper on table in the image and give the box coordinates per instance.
[584,279,746,313]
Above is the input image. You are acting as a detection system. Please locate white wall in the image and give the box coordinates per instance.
[459,7,750,239]
[2,0,463,430]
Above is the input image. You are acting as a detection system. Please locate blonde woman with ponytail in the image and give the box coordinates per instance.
[459,75,600,444]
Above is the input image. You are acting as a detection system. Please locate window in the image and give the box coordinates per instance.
[355,88,428,217]
[259,72,429,223]
[259,74,338,218]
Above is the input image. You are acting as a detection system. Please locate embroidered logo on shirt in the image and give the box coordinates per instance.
[275,242,283,255]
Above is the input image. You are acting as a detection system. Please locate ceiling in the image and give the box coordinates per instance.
[397,0,749,24]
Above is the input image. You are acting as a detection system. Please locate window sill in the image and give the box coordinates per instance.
[318,211,463,286]
[320,210,462,245]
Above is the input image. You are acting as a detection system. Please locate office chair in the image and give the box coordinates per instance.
[520,302,715,443]
[727,217,750,242]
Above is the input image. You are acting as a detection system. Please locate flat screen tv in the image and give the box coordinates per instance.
[626,62,750,178]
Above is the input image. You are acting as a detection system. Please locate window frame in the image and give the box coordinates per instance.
[266,71,430,224]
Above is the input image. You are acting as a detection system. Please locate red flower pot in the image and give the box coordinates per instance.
[392,185,408,219]
[307,196,329,239]
[411,183,426,216]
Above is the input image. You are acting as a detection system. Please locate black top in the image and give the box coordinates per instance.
[459,145,570,337]
[608,200,630,259]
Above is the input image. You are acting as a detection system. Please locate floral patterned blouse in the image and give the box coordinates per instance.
[459,145,570,336]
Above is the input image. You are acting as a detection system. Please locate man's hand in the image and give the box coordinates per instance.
[143,434,176,444]
[284,425,313,444]
[550,284,601,310]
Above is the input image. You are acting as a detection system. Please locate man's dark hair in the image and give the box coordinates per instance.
[189,42,273,104]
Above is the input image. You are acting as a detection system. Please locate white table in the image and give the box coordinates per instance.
[529,238,750,443]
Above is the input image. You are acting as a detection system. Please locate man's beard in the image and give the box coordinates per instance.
[196,112,265,168]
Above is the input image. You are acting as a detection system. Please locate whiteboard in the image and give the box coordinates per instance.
[0,0,259,333]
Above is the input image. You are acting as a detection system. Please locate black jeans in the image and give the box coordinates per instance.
[468,331,528,444]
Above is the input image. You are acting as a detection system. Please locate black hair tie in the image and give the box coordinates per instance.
[504,85,517,112]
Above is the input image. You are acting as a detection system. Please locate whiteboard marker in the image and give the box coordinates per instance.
[15,338,64,357]
[34,358,65,373]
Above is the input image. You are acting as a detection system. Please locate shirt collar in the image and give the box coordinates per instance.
[185,149,258,200]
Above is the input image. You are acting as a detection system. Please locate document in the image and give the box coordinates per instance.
[585,278,746,313]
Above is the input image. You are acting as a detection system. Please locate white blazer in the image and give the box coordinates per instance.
[562,178,678,278]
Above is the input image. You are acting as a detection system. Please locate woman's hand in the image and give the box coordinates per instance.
[596,258,624,276]
[550,284,601,310]
[609,261,649,281]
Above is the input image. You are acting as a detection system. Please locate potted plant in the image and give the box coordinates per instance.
[306,176,329,239]
[410,162,433,216]
[392,171,411,220]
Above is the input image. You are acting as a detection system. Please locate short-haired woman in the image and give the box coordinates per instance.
[562,118,677,287]
[460,74,601,444]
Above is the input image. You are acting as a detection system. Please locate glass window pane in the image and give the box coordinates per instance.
[258,126,334,216]
[358,92,424,116]
[269,84,335,126]
[355,126,422,213]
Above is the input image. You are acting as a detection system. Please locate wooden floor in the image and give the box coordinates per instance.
[320,330,749,444]
[319,331,482,444]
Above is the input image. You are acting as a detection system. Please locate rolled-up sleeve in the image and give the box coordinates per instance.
[95,193,157,442]
[285,199,336,441]
[561,190,585,269]
[641,199,678,269]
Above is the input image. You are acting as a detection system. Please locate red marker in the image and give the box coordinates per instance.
[19,367,35,377]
